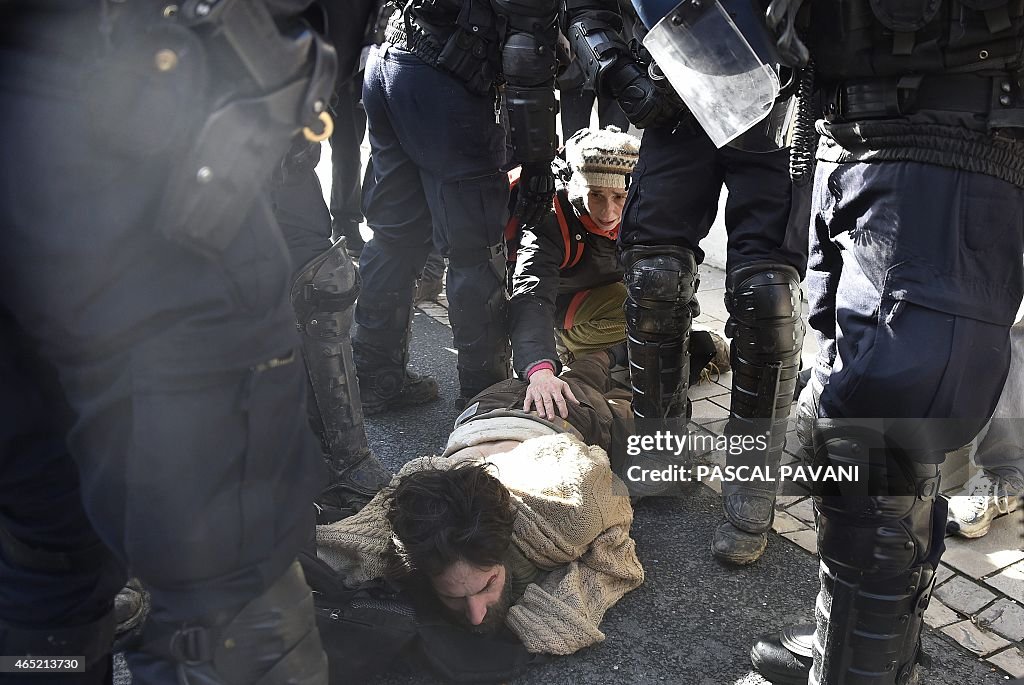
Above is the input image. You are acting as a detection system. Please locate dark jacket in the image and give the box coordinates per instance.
[509,182,623,376]
[457,353,634,473]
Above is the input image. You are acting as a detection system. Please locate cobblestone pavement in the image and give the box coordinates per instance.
[405,260,1024,682]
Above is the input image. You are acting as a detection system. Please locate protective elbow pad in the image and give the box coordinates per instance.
[566,14,631,92]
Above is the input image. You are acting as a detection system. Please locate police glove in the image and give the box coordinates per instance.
[514,163,556,228]
[608,62,684,130]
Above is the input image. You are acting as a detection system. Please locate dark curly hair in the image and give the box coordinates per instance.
[384,463,515,579]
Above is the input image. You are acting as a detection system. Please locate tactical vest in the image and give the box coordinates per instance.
[806,0,1024,187]
[384,0,504,94]
[809,0,1024,80]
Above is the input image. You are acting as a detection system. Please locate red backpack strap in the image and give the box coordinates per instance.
[554,194,585,269]
[553,199,573,269]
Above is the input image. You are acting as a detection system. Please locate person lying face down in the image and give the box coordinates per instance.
[316,353,644,655]
[384,461,521,635]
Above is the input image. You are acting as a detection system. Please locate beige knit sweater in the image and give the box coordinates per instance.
[316,432,644,655]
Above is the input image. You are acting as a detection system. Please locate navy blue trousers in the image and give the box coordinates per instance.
[620,123,807,276]
[357,44,510,394]
[807,160,1024,452]
[0,27,323,685]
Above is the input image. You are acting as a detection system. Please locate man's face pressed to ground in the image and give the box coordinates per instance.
[431,560,512,635]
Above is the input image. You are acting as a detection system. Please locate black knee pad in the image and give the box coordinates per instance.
[291,240,359,339]
[623,245,698,421]
[812,424,943,575]
[623,245,698,341]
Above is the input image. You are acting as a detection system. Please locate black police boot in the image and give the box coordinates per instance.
[291,242,394,522]
[750,624,814,684]
[317,449,393,524]
[712,264,804,565]
[353,295,440,415]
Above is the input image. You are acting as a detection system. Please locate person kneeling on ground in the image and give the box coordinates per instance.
[316,351,643,656]
[508,126,727,419]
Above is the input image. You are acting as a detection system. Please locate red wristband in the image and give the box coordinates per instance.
[526,361,556,379]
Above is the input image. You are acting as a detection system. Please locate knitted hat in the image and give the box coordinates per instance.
[565,126,640,195]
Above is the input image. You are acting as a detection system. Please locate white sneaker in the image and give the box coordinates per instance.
[947,471,1022,538]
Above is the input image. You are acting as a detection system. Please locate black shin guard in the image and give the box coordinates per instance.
[810,425,945,685]
[714,263,804,563]
[292,242,390,520]
[622,246,698,492]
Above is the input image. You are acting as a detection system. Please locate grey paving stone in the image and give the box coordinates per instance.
[772,510,807,535]
[698,265,727,290]
[987,646,1024,678]
[935,563,956,587]
[934,576,998,615]
[940,620,1011,656]
[691,399,731,424]
[781,529,818,555]
[785,498,817,526]
[924,598,961,629]
[784,430,809,459]
[983,561,1024,604]
[710,394,732,411]
[693,312,723,325]
[942,521,1024,578]
[977,599,1024,642]
[689,380,730,401]
[703,418,729,436]
[699,290,730,321]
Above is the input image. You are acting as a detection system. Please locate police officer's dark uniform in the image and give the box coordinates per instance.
[0,1,347,682]
[567,0,808,563]
[271,2,393,523]
[353,0,561,410]
[745,1,1024,683]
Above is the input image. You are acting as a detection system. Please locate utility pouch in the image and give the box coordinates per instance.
[436,0,500,94]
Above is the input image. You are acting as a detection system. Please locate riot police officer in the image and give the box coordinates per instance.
[353,0,561,410]
[566,0,807,563]
[704,1,1024,683]
[272,1,394,523]
[0,1,361,681]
